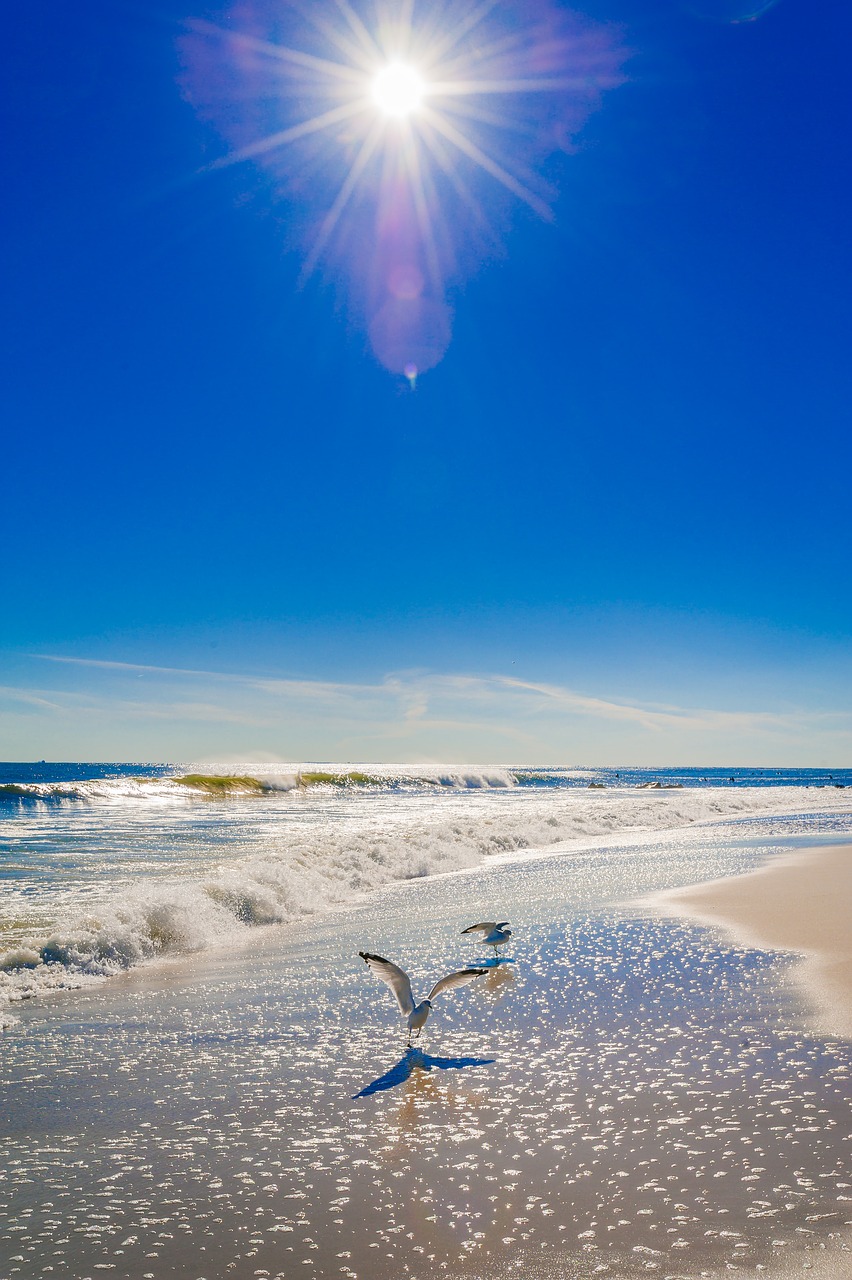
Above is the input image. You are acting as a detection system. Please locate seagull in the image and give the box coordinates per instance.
[461,921,513,954]
[359,952,488,1045]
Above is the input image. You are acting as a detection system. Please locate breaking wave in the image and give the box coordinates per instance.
[0,765,518,806]
[2,778,851,1014]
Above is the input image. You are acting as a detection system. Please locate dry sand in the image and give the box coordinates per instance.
[654,842,852,1040]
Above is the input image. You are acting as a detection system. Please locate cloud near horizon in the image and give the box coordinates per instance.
[0,653,847,764]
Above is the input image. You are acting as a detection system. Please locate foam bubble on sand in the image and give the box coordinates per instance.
[0,887,237,1002]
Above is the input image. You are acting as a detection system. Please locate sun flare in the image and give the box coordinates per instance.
[371,61,425,118]
[185,2,625,375]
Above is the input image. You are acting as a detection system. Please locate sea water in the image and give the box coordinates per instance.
[2,789,852,1280]
[2,762,851,1018]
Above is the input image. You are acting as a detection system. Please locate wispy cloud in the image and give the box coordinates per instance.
[34,652,386,702]
[489,674,808,734]
[33,653,260,682]
[21,653,850,745]
[0,684,69,713]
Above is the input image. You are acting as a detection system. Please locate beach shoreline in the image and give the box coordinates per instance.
[648,842,852,1041]
[3,776,851,1017]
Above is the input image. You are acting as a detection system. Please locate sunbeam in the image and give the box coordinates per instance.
[206,101,370,172]
[300,120,386,281]
[421,104,553,220]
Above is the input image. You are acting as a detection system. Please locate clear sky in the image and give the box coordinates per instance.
[1,0,850,764]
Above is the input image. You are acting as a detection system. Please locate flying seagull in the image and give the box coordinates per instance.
[461,921,513,953]
[359,952,488,1045]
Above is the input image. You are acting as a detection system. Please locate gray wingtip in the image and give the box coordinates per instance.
[359,951,389,964]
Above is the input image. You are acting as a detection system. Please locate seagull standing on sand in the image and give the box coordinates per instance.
[359,952,488,1045]
[461,921,513,954]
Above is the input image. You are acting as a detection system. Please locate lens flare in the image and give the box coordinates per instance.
[686,0,780,20]
[182,2,625,378]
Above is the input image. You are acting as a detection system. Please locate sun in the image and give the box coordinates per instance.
[184,3,625,376]
[371,61,425,118]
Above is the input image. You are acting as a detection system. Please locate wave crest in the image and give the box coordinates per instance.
[2,783,850,1015]
[0,766,518,806]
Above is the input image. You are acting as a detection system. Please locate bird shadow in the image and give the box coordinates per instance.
[354,1046,496,1099]
[473,955,515,968]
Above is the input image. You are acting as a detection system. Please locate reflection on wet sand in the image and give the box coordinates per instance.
[479,961,517,1003]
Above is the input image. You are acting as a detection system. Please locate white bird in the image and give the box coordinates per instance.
[359,952,488,1045]
[461,920,513,953]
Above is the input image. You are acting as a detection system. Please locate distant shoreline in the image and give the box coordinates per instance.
[649,843,852,1040]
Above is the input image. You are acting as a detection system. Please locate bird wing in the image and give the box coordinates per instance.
[427,968,489,1002]
[461,922,498,935]
[359,952,414,1015]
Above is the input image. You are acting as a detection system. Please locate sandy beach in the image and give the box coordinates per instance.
[2,816,851,1280]
[653,843,852,1040]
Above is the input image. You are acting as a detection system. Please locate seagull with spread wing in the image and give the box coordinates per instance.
[461,921,512,954]
[359,952,488,1045]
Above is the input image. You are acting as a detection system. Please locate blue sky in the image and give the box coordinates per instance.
[1,0,850,763]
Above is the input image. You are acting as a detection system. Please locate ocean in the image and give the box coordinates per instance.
[2,761,851,1021]
[3,763,852,1278]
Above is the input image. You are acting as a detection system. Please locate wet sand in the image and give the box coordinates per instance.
[2,827,851,1279]
[653,843,852,1040]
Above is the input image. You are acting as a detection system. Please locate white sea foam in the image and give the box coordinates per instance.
[1,781,850,1013]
